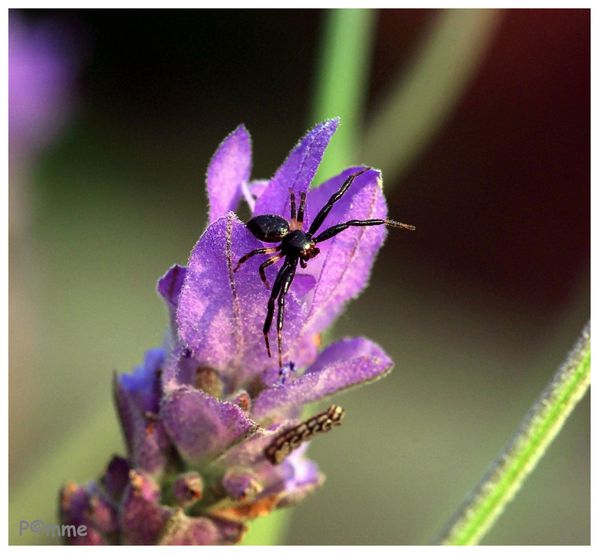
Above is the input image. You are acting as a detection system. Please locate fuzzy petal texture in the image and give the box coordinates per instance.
[222,468,264,501]
[176,212,317,381]
[253,118,339,219]
[159,512,220,545]
[59,120,404,545]
[216,421,293,468]
[251,337,393,421]
[172,472,204,507]
[120,471,171,545]
[297,167,389,339]
[276,446,324,508]
[157,264,187,310]
[118,348,164,414]
[161,345,197,392]
[59,482,118,545]
[160,385,258,466]
[113,350,171,474]
[206,124,252,224]
[208,448,323,524]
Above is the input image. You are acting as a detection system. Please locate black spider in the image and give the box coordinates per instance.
[233,167,415,368]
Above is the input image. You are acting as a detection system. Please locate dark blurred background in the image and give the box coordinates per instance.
[9,9,589,545]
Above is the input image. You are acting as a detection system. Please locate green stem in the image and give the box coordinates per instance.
[435,322,590,545]
[311,8,376,182]
[362,9,501,185]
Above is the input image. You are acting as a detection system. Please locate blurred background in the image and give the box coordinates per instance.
[9,8,589,545]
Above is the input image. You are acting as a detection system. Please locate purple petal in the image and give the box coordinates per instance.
[160,385,257,465]
[100,455,130,502]
[176,213,317,381]
[297,167,389,338]
[222,469,263,501]
[172,472,204,507]
[157,264,187,331]
[206,124,252,224]
[85,484,119,535]
[240,179,268,212]
[113,370,170,475]
[210,518,248,544]
[159,513,220,545]
[9,13,79,157]
[59,482,90,526]
[247,178,269,207]
[242,444,324,509]
[253,118,339,219]
[276,446,324,508]
[161,345,197,392]
[120,470,171,545]
[59,482,118,544]
[215,421,292,468]
[119,348,164,414]
[251,337,393,421]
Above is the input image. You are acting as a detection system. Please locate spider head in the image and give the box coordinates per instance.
[301,244,320,261]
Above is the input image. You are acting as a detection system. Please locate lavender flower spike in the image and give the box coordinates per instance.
[59,120,409,545]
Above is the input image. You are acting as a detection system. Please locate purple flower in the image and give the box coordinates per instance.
[59,119,402,545]
[9,12,79,162]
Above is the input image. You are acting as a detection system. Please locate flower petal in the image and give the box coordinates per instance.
[210,517,248,544]
[297,167,389,338]
[116,405,170,475]
[206,124,252,224]
[251,337,393,421]
[120,470,171,545]
[176,212,317,381]
[113,361,171,475]
[119,348,164,414]
[276,446,324,508]
[253,118,339,219]
[247,178,269,206]
[213,445,324,522]
[159,512,220,545]
[222,468,264,501]
[215,421,293,468]
[59,481,118,544]
[100,455,130,502]
[172,472,204,507]
[160,385,258,466]
[157,264,187,332]
[161,345,197,392]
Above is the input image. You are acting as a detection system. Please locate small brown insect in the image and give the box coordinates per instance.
[264,405,346,465]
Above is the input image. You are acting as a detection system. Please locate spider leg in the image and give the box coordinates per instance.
[263,260,294,359]
[289,188,297,221]
[276,259,298,368]
[314,218,415,243]
[259,253,284,289]
[308,167,370,235]
[234,246,279,272]
[297,192,307,228]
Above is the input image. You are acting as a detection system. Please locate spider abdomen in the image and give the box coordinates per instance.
[247,214,290,242]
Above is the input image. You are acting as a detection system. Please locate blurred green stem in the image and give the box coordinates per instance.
[362,9,501,185]
[435,322,591,545]
[311,9,376,181]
